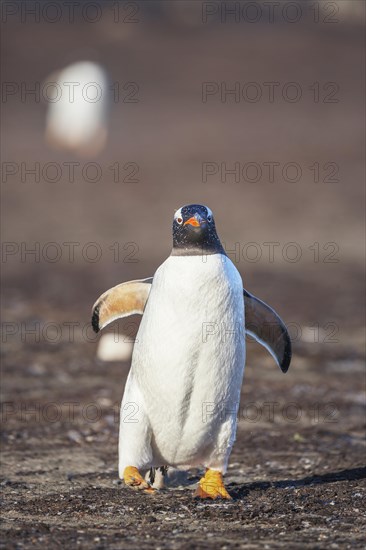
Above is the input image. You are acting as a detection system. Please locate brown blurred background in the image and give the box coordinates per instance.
[2,0,364,316]
[1,1,365,547]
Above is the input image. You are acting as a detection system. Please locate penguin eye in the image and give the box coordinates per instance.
[176,217,183,225]
[207,215,212,222]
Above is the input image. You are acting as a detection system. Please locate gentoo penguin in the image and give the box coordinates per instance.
[45,61,109,157]
[92,204,291,499]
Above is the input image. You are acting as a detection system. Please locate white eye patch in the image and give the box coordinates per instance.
[204,205,213,219]
[174,207,183,220]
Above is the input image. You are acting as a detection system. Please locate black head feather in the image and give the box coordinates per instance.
[171,204,225,256]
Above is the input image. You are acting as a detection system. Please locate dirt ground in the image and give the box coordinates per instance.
[1,2,365,549]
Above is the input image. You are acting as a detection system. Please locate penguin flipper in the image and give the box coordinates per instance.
[92,278,153,333]
[244,289,291,373]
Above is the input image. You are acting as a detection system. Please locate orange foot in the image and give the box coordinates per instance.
[195,469,232,500]
[123,466,155,494]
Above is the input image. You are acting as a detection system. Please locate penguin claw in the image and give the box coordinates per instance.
[123,466,155,493]
[143,486,156,494]
[194,469,232,500]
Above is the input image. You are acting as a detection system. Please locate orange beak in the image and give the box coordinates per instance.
[184,216,201,227]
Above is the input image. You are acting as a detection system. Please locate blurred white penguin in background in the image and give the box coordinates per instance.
[45,61,109,157]
[97,333,134,363]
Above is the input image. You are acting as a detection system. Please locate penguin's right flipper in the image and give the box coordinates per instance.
[244,289,291,373]
[92,278,153,333]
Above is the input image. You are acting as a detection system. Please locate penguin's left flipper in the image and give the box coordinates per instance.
[92,278,153,333]
[244,289,292,373]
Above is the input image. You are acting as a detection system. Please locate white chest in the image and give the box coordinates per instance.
[132,254,245,401]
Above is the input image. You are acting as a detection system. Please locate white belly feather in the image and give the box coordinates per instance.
[123,254,245,470]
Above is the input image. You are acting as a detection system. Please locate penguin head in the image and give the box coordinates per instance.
[172,204,224,254]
